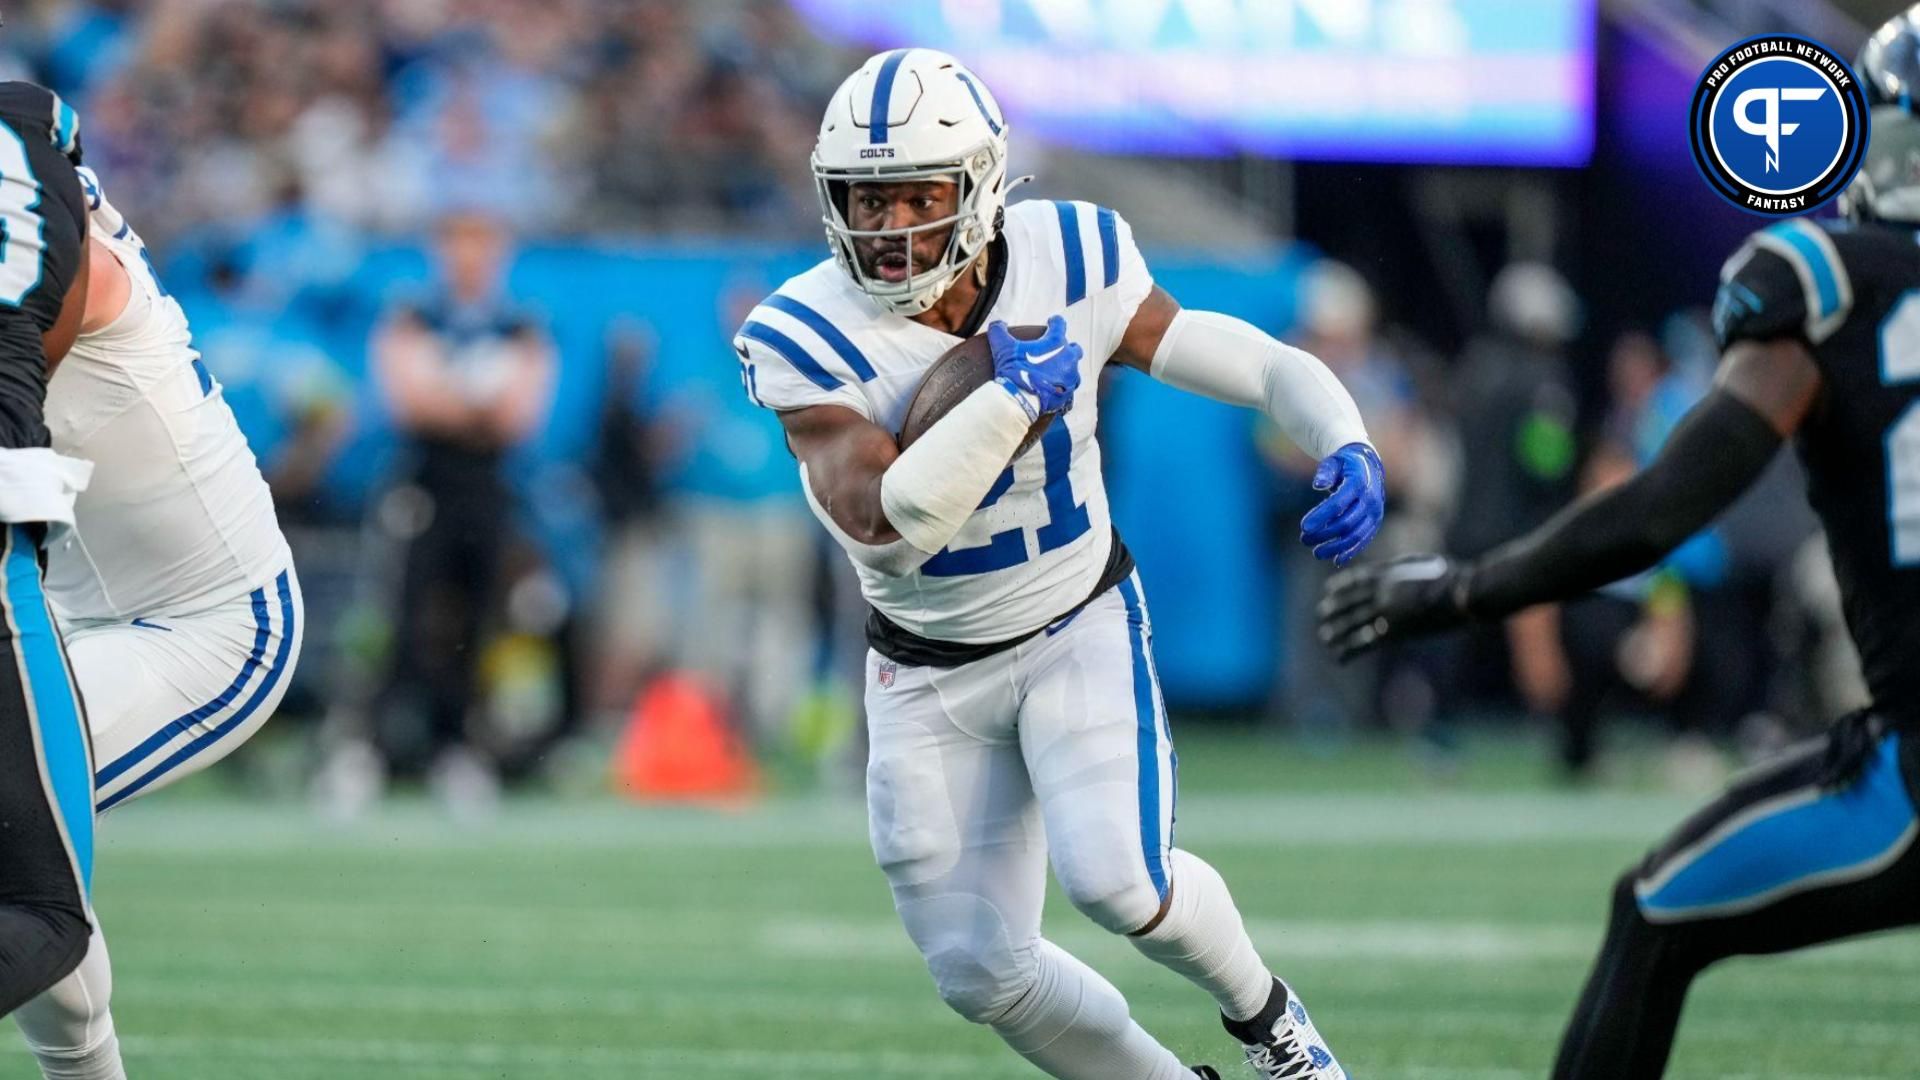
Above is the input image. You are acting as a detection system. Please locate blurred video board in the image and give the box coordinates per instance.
[792,0,1596,165]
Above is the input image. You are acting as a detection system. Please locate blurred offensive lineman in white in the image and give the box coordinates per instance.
[734,50,1385,1080]
[11,166,301,1080]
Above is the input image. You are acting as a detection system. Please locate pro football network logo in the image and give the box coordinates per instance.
[1689,35,1869,215]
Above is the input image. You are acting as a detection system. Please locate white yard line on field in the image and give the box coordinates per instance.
[96,1033,1028,1078]
[85,975,1920,1045]
[93,792,1696,854]
[32,1033,1902,1080]
[759,916,1920,971]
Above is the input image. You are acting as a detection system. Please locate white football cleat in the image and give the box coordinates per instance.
[1221,979,1346,1080]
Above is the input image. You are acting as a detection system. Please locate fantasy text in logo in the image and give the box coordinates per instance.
[1690,35,1869,215]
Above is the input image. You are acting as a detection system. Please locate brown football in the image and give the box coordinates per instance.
[897,324,1055,456]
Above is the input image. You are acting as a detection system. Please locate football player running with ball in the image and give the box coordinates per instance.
[734,50,1381,1080]
[1319,10,1920,1076]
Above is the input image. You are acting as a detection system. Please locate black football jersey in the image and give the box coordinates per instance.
[0,82,87,450]
[1714,217,1920,725]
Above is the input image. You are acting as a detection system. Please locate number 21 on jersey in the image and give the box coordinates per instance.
[922,420,1090,577]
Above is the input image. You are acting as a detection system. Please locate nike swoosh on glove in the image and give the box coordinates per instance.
[1300,442,1385,566]
[990,315,1083,417]
[1316,554,1470,662]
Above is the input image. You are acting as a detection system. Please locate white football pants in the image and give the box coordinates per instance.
[868,571,1274,1078]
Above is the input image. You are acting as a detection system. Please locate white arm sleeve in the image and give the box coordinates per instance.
[1149,308,1371,459]
[878,381,1033,556]
[800,463,930,577]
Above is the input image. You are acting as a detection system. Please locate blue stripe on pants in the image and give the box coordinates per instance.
[1118,574,1169,900]
[96,585,271,787]
[4,525,92,895]
[1639,734,1917,921]
[99,571,295,811]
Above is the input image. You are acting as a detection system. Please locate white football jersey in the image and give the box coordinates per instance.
[735,199,1153,644]
[42,169,291,623]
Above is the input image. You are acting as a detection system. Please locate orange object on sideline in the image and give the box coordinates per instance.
[613,673,759,803]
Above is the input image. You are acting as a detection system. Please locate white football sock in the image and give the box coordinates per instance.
[14,924,125,1080]
[991,940,1191,1080]
[1130,848,1276,1022]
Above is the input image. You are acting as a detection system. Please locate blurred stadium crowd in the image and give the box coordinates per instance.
[13,0,840,239]
[0,0,1870,812]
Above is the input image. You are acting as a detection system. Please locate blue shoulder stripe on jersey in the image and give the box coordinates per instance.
[869,50,909,144]
[1765,221,1842,322]
[954,72,1001,135]
[51,95,78,156]
[740,320,844,391]
[764,295,877,382]
[1095,206,1119,289]
[1054,202,1086,305]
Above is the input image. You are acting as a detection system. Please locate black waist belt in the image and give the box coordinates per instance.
[867,529,1135,669]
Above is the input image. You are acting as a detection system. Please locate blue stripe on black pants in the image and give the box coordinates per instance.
[0,523,92,1014]
[1552,718,1920,1079]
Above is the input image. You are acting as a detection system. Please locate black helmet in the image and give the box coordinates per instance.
[1861,6,1920,108]
[1844,9,1920,223]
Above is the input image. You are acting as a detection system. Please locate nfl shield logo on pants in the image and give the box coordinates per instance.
[877,661,897,689]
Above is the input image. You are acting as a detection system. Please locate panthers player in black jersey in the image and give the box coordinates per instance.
[1317,11,1920,1076]
[0,79,101,1018]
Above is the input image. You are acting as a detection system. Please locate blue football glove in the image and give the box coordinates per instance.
[1301,442,1385,566]
[990,315,1083,418]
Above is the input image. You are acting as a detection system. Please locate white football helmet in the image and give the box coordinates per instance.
[812,49,1012,316]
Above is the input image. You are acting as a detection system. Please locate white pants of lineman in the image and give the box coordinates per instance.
[13,565,303,1080]
[866,571,1279,1079]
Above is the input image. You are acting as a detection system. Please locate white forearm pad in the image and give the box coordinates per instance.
[800,463,930,578]
[880,381,1033,555]
[1149,308,1370,460]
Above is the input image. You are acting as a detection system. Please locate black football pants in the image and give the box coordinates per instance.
[1553,715,1920,1077]
[0,523,92,1016]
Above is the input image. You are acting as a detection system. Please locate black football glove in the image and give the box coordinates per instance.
[1317,554,1472,662]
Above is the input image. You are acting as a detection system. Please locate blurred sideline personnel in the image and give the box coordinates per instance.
[734,50,1383,1080]
[9,164,304,1077]
[1448,263,1581,721]
[0,81,98,1021]
[367,211,553,810]
[1319,11,1920,1076]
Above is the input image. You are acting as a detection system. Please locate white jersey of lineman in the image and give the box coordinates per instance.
[44,169,291,624]
[736,199,1152,644]
[37,168,301,812]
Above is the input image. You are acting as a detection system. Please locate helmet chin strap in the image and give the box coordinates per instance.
[960,176,1028,290]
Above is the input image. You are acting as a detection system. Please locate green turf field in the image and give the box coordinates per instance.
[6,730,1916,1079]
